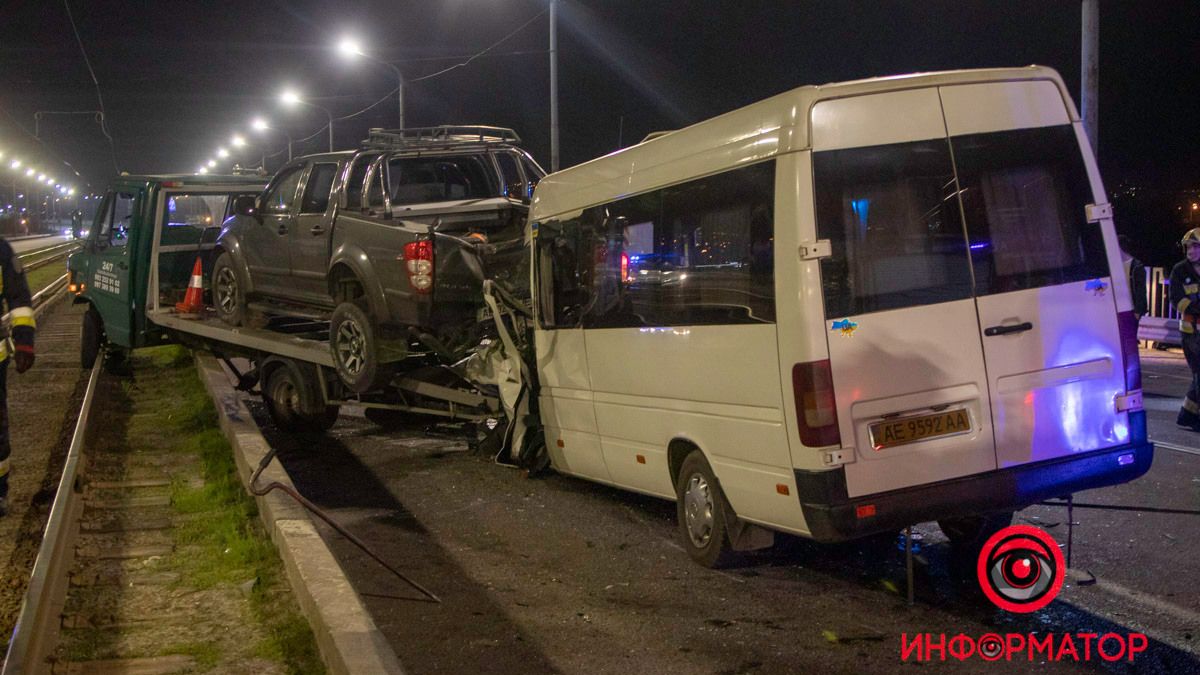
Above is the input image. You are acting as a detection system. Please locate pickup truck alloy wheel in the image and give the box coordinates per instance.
[675,450,736,568]
[212,252,246,326]
[330,300,393,393]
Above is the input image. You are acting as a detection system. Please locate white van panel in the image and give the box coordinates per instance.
[829,299,999,498]
[811,88,947,151]
[584,325,784,410]
[599,437,672,498]
[770,152,834,471]
[535,329,592,389]
[975,280,1128,468]
[939,80,1070,137]
[710,457,808,532]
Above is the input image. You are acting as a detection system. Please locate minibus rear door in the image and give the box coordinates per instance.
[940,81,1129,467]
[811,89,999,499]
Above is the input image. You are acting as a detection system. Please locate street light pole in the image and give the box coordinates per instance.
[549,0,560,172]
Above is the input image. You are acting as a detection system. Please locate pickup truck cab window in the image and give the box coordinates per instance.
[385,154,496,205]
[261,165,305,214]
[301,163,338,214]
[343,152,380,210]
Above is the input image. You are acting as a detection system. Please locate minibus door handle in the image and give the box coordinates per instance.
[984,321,1033,337]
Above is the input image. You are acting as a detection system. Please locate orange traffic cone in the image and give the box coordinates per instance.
[175,257,205,315]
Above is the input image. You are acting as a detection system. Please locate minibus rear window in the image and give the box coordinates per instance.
[814,139,972,318]
[952,125,1108,295]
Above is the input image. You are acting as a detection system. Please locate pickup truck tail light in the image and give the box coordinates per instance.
[792,360,841,447]
[403,239,434,294]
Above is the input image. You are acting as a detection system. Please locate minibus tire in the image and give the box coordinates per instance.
[938,511,1014,551]
[81,306,104,369]
[212,252,246,326]
[330,300,394,394]
[263,361,340,434]
[675,450,737,568]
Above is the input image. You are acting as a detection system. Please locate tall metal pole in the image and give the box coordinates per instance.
[549,0,560,172]
[398,73,405,130]
[1081,0,1099,156]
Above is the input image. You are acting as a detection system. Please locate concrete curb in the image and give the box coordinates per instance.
[194,353,406,675]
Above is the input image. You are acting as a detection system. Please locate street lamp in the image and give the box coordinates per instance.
[336,36,405,130]
[252,116,293,161]
[8,160,19,170]
[279,88,334,152]
[217,148,230,159]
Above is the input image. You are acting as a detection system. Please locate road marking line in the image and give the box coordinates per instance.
[1148,438,1200,457]
[1066,569,1200,656]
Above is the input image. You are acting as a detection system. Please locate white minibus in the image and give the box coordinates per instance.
[527,66,1152,567]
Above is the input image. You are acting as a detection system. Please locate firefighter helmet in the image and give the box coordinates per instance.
[1183,228,1200,247]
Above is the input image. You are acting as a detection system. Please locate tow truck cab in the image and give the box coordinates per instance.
[68,174,267,356]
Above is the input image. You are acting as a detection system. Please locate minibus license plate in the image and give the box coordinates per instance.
[870,409,971,450]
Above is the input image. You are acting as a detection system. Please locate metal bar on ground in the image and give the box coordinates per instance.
[3,358,103,675]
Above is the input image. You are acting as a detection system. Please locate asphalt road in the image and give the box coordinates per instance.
[252,347,1199,675]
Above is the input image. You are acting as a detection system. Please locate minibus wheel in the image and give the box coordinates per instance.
[675,450,737,568]
[263,360,340,434]
[81,305,104,369]
[938,511,1014,551]
[212,252,246,326]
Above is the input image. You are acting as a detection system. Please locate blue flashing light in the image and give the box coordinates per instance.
[969,242,989,251]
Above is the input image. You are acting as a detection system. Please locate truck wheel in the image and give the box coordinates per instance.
[212,252,246,326]
[938,511,1014,551]
[330,300,393,393]
[81,306,104,369]
[675,450,737,568]
[262,361,340,434]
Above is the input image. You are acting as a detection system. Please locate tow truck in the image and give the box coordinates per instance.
[66,172,518,436]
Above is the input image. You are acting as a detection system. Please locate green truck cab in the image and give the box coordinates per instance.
[67,174,267,366]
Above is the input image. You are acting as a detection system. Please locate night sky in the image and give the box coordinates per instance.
[1,1,1196,200]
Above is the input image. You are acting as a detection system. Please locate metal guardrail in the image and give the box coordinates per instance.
[3,357,102,674]
[18,242,79,273]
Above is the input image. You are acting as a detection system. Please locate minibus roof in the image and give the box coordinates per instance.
[531,65,1074,220]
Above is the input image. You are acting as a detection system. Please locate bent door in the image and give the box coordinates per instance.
[941,81,1128,466]
[811,89,998,498]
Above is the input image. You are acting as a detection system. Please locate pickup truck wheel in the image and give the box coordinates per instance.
[212,252,246,326]
[81,306,104,369]
[263,361,340,434]
[331,300,393,393]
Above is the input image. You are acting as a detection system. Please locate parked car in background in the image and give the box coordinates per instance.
[214,126,543,392]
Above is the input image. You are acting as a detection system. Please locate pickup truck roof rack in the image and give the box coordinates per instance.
[363,125,522,150]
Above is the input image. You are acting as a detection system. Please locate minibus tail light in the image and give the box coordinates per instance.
[403,239,434,294]
[620,252,629,284]
[793,360,841,447]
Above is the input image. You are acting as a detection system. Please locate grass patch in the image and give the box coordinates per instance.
[127,345,324,674]
[24,264,66,297]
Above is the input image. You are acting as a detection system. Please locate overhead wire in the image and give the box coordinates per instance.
[63,0,120,174]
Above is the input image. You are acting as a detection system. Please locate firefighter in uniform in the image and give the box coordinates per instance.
[0,238,35,515]
[1170,228,1200,430]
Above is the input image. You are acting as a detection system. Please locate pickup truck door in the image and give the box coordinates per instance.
[249,163,305,298]
[292,161,339,303]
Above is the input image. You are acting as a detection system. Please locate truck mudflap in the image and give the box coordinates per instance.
[796,413,1154,542]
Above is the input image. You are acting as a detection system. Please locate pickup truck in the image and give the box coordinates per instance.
[214,126,543,392]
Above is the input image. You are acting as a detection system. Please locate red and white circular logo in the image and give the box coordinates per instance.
[977,524,1065,613]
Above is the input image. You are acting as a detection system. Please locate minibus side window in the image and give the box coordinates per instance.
[951,125,1107,295]
[585,160,776,328]
[814,140,971,318]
